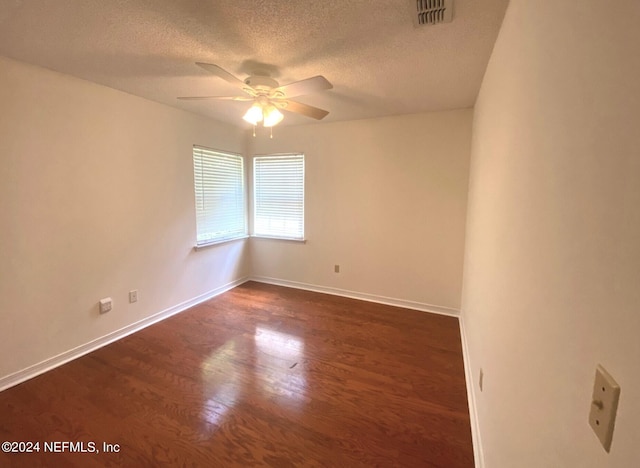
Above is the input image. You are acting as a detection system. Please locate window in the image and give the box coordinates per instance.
[193,146,246,246]
[253,154,305,240]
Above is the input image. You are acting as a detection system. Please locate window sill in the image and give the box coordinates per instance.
[194,235,249,251]
[251,235,307,244]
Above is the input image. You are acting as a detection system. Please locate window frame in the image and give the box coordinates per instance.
[192,145,247,248]
[252,153,305,241]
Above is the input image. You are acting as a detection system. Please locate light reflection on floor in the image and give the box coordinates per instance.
[199,326,308,433]
[254,326,307,406]
[200,340,239,432]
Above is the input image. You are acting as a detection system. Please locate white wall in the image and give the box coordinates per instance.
[462,1,640,466]
[0,56,249,381]
[249,110,472,312]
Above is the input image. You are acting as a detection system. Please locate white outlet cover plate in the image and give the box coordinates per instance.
[589,364,621,452]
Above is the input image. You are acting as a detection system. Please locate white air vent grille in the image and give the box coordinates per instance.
[413,0,453,26]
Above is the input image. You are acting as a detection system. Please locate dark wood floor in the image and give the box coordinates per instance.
[0,281,473,467]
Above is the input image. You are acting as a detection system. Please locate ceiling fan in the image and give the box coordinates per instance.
[178,62,333,129]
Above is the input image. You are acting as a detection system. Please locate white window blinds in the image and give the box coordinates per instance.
[253,154,305,240]
[193,146,246,245]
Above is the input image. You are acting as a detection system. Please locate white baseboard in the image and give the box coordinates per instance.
[249,276,460,317]
[459,314,484,468]
[0,276,249,393]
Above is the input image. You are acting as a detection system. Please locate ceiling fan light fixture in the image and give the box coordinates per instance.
[262,105,284,127]
[179,63,331,130]
[242,103,263,125]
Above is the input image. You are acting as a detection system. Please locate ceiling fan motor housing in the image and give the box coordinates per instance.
[244,75,279,93]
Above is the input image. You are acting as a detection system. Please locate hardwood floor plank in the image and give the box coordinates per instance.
[0,281,473,467]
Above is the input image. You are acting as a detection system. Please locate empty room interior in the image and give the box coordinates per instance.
[1,0,639,467]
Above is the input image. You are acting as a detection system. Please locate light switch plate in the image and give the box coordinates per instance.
[589,364,621,452]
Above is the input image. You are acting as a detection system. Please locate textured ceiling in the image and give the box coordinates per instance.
[0,0,508,127]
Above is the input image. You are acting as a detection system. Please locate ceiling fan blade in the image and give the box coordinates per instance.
[177,95,254,101]
[275,100,330,120]
[195,62,254,95]
[272,76,332,99]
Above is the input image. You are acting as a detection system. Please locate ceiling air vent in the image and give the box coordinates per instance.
[413,0,453,27]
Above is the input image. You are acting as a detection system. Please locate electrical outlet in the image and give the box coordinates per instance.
[129,290,138,303]
[479,368,484,392]
[99,297,112,314]
[334,264,340,273]
[589,364,621,452]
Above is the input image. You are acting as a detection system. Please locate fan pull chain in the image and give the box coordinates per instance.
[270,127,273,139]
[253,125,256,137]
